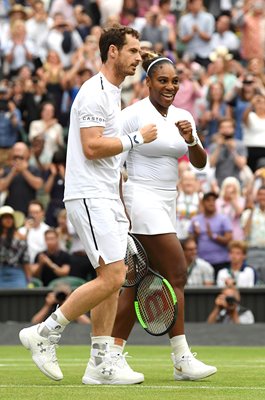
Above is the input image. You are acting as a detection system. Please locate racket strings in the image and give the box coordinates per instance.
[136,275,176,335]
[123,235,148,287]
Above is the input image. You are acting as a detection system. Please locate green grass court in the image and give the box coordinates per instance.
[0,345,264,400]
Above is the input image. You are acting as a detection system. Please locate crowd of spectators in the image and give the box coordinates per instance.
[0,0,265,299]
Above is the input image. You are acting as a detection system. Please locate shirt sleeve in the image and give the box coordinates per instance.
[78,90,109,129]
[216,269,227,287]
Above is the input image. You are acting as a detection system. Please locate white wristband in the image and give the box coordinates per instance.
[120,135,133,152]
[185,136,198,147]
[120,131,144,152]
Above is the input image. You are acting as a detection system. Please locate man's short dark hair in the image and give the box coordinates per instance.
[202,192,218,201]
[45,228,58,237]
[99,25,139,63]
[28,199,45,211]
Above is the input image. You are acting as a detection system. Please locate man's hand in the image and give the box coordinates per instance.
[13,158,28,173]
[206,221,213,239]
[38,253,52,267]
[45,292,57,306]
[215,294,226,308]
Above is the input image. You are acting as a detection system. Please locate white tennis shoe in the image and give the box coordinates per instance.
[19,324,63,381]
[171,350,217,381]
[82,352,144,385]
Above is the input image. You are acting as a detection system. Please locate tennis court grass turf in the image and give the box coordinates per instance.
[0,345,264,400]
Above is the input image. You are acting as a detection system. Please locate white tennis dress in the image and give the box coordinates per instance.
[121,97,199,235]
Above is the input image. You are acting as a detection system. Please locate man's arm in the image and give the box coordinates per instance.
[21,168,43,190]
[80,124,157,160]
[0,168,16,191]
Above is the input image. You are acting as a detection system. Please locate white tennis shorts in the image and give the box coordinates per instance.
[123,181,177,235]
[65,198,129,268]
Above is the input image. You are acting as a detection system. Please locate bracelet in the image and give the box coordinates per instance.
[120,131,144,152]
[185,136,198,147]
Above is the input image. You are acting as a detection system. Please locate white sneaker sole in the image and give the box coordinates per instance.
[82,375,144,385]
[174,367,217,381]
[19,329,63,381]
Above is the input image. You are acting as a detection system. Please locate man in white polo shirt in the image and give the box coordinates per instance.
[19,25,157,385]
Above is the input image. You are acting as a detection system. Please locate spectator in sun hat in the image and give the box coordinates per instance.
[0,4,28,47]
[0,205,30,289]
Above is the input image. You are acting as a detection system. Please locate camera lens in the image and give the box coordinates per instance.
[55,291,67,302]
[225,296,237,305]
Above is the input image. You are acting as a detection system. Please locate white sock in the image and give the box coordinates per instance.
[90,336,112,365]
[39,308,70,336]
[109,337,126,354]
[170,335,190,358]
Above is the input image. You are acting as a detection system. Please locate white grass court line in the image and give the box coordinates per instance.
[0,385,265,391]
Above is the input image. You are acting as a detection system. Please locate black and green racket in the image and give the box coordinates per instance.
[123,233,149,288]
[123,233,177,335]
[134,268,178,336]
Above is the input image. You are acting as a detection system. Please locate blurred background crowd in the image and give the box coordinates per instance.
[0,0,265,307]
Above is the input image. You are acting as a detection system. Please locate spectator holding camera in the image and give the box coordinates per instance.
[31,228,70,286]
[31,283,91,324]
[208,117,248,187]
[207,286,255,324]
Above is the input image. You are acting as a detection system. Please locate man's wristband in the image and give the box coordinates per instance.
[185,136,198,147]
[120,131,144,152]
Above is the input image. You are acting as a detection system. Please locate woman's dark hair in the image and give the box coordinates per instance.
[99,24,139,63]
[142,52,175,77]
[0,215,16,248]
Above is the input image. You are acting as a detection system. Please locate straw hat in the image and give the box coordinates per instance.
[8,4,28,19]
[0,206,25,228]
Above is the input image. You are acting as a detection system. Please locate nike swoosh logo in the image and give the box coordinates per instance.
[175,366,182,372]
[133,135,139,144]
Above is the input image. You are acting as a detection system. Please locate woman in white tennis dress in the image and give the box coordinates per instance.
[112,53,217,381]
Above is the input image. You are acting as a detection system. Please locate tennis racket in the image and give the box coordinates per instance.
[134,268,178,336]
[123,233,149,288]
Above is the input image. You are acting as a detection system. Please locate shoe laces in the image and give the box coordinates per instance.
[172,350,197,365]
[110,352,131,369]
[46,333,61,363]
